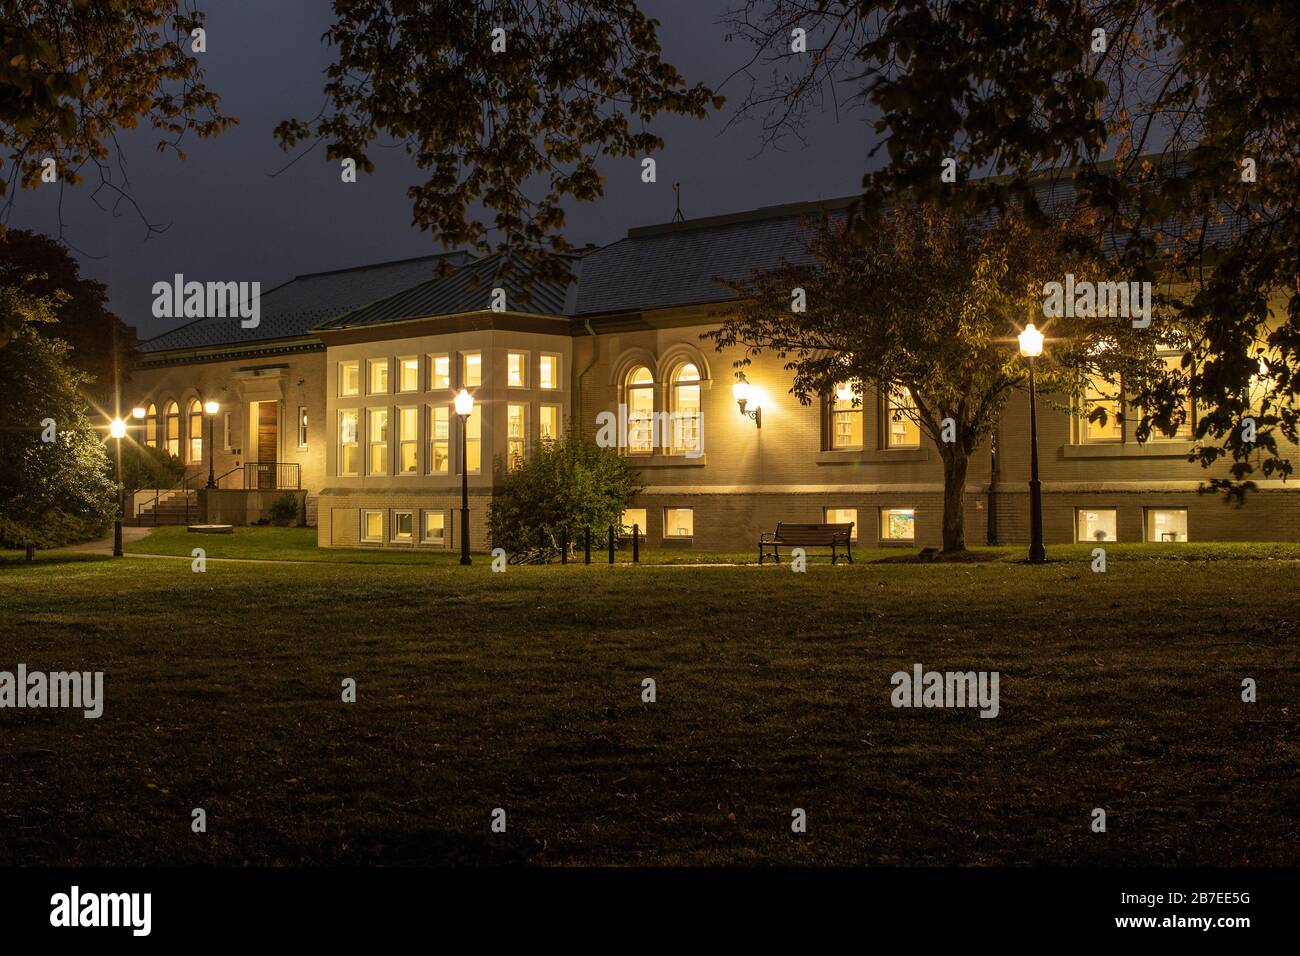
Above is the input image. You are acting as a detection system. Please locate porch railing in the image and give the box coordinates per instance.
[244,461,301,490]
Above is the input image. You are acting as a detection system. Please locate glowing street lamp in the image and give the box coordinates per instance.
[106,417,129,556]
[454,388,475,565]
[131,406,147,420]
[731,371,761,428]
[1018,323,1046,564]
[203,400,220,489]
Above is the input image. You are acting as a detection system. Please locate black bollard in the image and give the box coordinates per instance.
[608,524,615,564]
[632,523,640,563]
[584,528,591,564]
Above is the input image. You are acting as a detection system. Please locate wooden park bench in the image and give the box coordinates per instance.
[758,522,854,565]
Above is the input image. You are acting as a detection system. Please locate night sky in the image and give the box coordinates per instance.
[8,1,874,340]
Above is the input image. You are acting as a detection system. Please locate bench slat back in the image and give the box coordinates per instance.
[773,522,853,544]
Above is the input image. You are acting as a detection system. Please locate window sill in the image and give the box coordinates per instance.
[817,448,928,465]
[1061,441,1195,459]
[629,454,707,468]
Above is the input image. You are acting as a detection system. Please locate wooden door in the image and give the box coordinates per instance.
[257,402,278,489]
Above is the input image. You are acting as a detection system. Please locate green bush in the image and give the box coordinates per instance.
[120,443,185,490]
[488,431,642,556]
[268,493,300,527]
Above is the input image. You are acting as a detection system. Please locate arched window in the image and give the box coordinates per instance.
[144,404,158,447]
[626,366,655,454]
[187,398,203,462]
[164,401,181,458]
[671,363,702,455]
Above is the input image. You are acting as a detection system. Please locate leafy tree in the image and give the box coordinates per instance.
[0,2,232,231]
[708,203,1175,553]
[724,1,1300,498]
[275,0,721,282]
[488,431,643,557]
[0,287,116,560]
[0,229,136,387]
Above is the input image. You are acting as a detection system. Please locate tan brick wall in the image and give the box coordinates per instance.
[318,492,492,551]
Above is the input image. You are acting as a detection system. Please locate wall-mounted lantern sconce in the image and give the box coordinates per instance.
[732,371,761,428]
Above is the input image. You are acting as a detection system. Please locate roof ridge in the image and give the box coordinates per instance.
[292,250,472,281]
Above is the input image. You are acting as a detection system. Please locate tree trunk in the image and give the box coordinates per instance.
[25,544,35,562]
[940,447,969,553]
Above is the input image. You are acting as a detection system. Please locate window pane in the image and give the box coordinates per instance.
[673,380,701,454]
[429,406,450,474]
[463,352,482,388]
[298,406,308,448]
[664,508,693,537]
[423,511,446,544]
[1147,508,1187,542]
[431,354,450,389]
[1077,508,1117,542]
[368,407,388,474]
[539,355,558,389]
[339,409,359,475]
[145,405,158,446]
[1153,355,1194,439]
[824,508,858,540]
[507,403,526,469]
[466,405,481,472]
[832,382,863,449]
[539,405,560,441]
[621,508,647,533]
[340,361,360,397]
[166,402,180,457]
[394,511,413,540]
[886,388,920,448]
[363,510,383,541]
[507,352,526,387]
[1084,374,1123,442]
[188,400,203,462]
[881,508,915,541]
[628,380,654,453]
[368,359,389,394]
[399,407,418,474]
[399,357,420,392]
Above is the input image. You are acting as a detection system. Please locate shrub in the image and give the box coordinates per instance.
[268,493,299,527]
[488,431,642,555]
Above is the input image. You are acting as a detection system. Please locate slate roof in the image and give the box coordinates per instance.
[314,251,580,331]
[138,252,472,353]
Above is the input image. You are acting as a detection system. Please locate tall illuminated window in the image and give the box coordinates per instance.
[1151,354,1194,440]
[368,358,389,394]
[464,405,481,474]
[462,351,482,388]
[187,398,203,462]
[297,406,308,449]
[885,387,920,448]
[671,363,701,455]
[428,405,450,474]
[429,353,450,390]
[338,409,360,476]
[507,351,527,388]
[368,407,389,474]
[1082,373,1123,443]
[398,356,420,393]
[165,401,180,457]
[627,366,655,454]
[398,407,418,474]
[539,405,560,441]
[507,403,526,468]
[339,361,360,397]
[145,404,158,447]
[831,382,863,449]
[539,354,559,390]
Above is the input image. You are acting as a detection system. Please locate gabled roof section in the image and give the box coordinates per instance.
[314,251,580,331]
[138,252,473,353]
[574,198,850,318]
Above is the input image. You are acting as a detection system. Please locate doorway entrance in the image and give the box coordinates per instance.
[251,401,279,489]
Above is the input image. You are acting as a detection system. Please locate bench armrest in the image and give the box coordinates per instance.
[759,532,779,543]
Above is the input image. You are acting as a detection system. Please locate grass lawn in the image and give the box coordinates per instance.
[1,537,1297,866]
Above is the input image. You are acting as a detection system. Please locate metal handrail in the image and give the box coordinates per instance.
[244,461,301,490]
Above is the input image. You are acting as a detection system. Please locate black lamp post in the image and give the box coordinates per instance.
[1018,323,1046,564]
[204,399,220,489]
[455,388,474,565]
[110,417,126,557]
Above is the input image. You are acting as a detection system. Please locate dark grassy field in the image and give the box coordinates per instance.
[1,536,1297,865]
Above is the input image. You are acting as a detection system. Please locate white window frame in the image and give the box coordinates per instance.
[361,509,384,543]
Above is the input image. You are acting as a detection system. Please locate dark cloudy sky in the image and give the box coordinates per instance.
[10,1,874,340]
